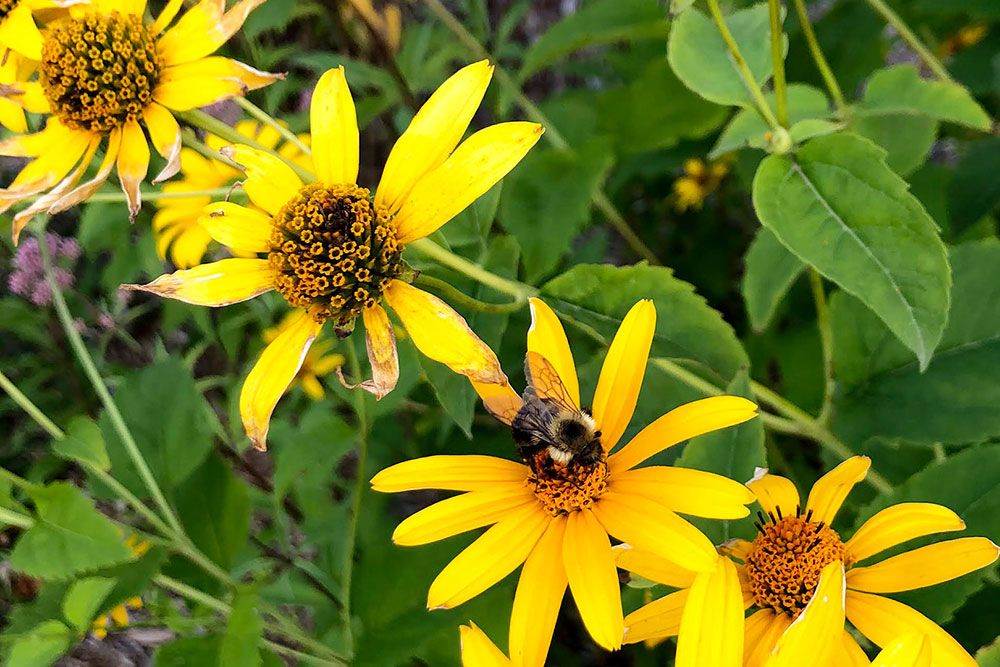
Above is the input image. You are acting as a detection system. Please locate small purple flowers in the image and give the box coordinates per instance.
[7,233,80,306]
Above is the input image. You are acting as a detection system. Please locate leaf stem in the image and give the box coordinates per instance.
[0,370,64,440]
[408,238,538,302]
[862,0,953,82]
[234,96,313,156]
[790,0,848,114]
[0,506,34,529]
[808,268,835,424]
[767,0,789,127]
[413,274,525,314]
[341,343,369,656]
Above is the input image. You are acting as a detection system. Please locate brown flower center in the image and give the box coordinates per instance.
[527,450,609,516]
[268,183,402,329]
[40,12,160,134]
[0,0,20,23]
[744,512,847,617]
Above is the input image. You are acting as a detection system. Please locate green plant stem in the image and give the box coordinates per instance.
[419,0,661,266]
[862,0,952,82]
[704,0,782,131]
[0,506,34,529]
[341,343,369,656]
[790,0,848,114]
[234,96,313,155]
[408,238,538,301]
[0,370,64,440]
[808,268,835,424]
[181,130,242,171]
[413,274,525,314]
[768,0,789,127]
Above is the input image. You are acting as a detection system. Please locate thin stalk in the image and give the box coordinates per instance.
[0,370,64,440]
[862,0,952,82]
[419,0,661,266]
[0,507,34,529]
[38,233,186,537]
[234,97,313,155]
[181,130,242,171]
[86,464,175,538]
[414,274,525,314]
[341,343,369,656]
[790,0,848,114]
[808,268,835,424]
[768,0,789,127]
[704,0,782,131]
[408,238,537,301]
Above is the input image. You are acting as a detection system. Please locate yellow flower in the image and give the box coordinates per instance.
[940,24,988,56]
[618,456,999,666]
[672,157,730,212]
[371,297,758,664]
[0,0,278,240]
[153,120,310,269]
[125,61,542,450]
[460,623,510,667]
[91,596,143,640]
[342,0,402,54]
[262,313,343,400]
[0,0,73,61]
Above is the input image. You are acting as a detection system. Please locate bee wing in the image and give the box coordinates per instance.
[482,393,523,426]
[524,351,580,414]
[511,390,559,446]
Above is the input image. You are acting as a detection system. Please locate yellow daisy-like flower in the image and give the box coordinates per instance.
[152,120,310,269]
[371,297,759,664]
[0,0,279,239]
[262,313,343,401]
[672,157,730,213]
[0,0,73,61]
[618,456,999,666]
[126,61,542,450]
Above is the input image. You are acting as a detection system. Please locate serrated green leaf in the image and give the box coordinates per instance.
[857,64,991,130]
[741,227,806,332]
[53,416,109,471]
[752,132,950,369]
[220,589,262,667]
[6,620,72,667]
[10,483,133,580]
[62,577,116,632]
[849,112,937,176]
[713,84,831,157]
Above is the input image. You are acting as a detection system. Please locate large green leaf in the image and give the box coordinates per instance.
[6,620,72,667]
[713,84,831,157]
[856,64,991,131]
[832,240,1000,445]
[753,132,950,369]
[979,637,1000,667]
[11,483,133,580]
[849,112,937,176]
[173,455,250,573]
[62,577,116,632]
[741,227,806,332]
[220,589,263,667]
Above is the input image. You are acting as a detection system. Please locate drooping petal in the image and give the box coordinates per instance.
[591,489,717,574]
[472,380,523,426]
[460,623,511,667]
[427,504,549,610]
[805,456,871,526]
[375,60,493,213]
[391,485,536,546]
[142,103,182,182]
[676,556,744,667]
[592,300,655,451]
[157,57,281,109]
[121,258,274,306]
[239,309,322,450]
[846,538,999,593]
[393,122,544,244]
[0,3,44,60]
[562,509,623,651]
[157,0,265,65]
[744,610,792,667]
[116,118,151,220]
[310,66,359,186]
[199,202,273,253]
[845,591,975,667]
[44,129,122,217]
[510,516,567,667]
[609,396,759,473]
[353,303,400,399]
[613,544,698,588]
[11,137,99,240]
[845,503,965,563]
[871,634,932,667]
[623,589,689,645]
[746,469,801,521]
[222,145,302,215]
[370,455,529,493]
[612,466,754,520]
[767,561,846,667]
[385,280,506,384]
[526,297,579,408]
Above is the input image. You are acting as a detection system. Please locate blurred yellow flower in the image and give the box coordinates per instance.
[672,157,730,212]
[342,0,402,54]
[126,61,542,450]
[263,313,343,400]
[92,534,150,640]
[940,24,988,57]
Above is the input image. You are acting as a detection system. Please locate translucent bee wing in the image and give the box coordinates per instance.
[483,393,523,426]
[524,350,580,412]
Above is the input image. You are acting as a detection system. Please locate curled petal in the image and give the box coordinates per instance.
[116,118,151,221]
[121,258,274,306]
[746,469,801,521]
[805,456,870,526]
[767,562,845,667]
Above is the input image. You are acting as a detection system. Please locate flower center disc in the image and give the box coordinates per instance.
[40,11,161,134]
[744,515,846,616]
[527,451,609,516]
[269,183,402,327]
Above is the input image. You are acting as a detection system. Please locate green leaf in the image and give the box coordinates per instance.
[173,454,250,572]
[832,240,1000,445]
[156,636,224,666]
[949,137,1000,234]
[668,3,776,108]
[439,182,501,250]
[6,620,72,667]
[53,416,109,471]
[849,112,937,176]
[62,576,116,632]
[856,64,991,130]
[752,132,950,369]
[11,483,133,580]
[713,84,831,157]
[979,636,1000,667]
[220,589,263,667]
[271,407,354,503]
[741,227,806,332]
[519,0,668,79]
[542,263,748,382]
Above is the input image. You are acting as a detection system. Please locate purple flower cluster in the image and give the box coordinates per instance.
[7,234,80,306]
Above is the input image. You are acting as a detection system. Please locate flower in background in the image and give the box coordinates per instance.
[459,623,510,667]
[939,24,988,57]
[91,534,150,640]
[152,120,311,269]
[0,0,279,240]
[262,313,343,400]
[6,232,79,306]
[672,157,730,212]
[372,297,758,665]
[342,0,402,55]
[617,457,999,666]
[127,60,543,450]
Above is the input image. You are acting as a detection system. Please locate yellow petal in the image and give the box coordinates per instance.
[385,280,506,384]
[239,309,322,450]
[0,4,44,60]
[510,516,567,667]
[375,60,494,213]
[428,504,549,609]
[562,509,623,651]
[473,379,523,426]
[845,591,975,667]
[199,202,273,253]
[142,102,182,182]
[591,489,717,574]
[116,118,150,221]
[393,122,544,244]
[623,588,689,645]
[592,300,655,451]
[746,469,801,521]
[837,631,873,667]
[745,610,792,667]
[11,137,99,237]
[805,456,870,526]
[300,374,324,400]
[0,97,26,134]
[846,537,999,593]
[310,66,359,186]
[370,455,528,493]
[767,561,845,667]
[460,623,511,667]
[676,556,744,667]
[44,129,121,219]
[345,303,401,399]
[719,537,753,561]
[158,56,281,97]
[15,81,50,115]
[109,604,129,627]
[121,258,274,306]
[391,485,536,546]
[871,634,932,667]
[526,297,579,408]
[154,77,246,111]
[609,396,759,473]
[150,0,184,34]
[222,144,302,215]
[612,466,754,519]
[845,503,965,563]
[613,544,698,588]
[157,0,265,65]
